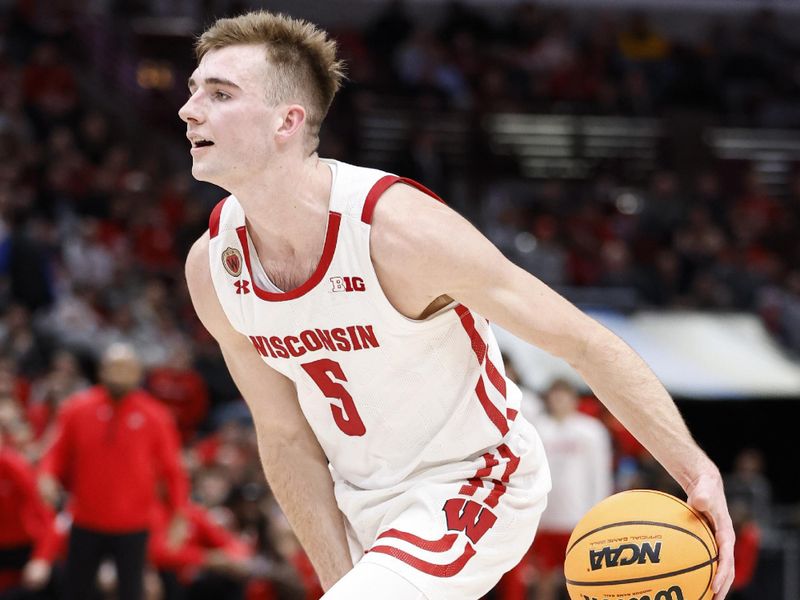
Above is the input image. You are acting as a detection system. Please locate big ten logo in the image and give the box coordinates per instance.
[581,586,684,600]
[442,498,498,545]
[589,541,662,571]
[330,276,365,293]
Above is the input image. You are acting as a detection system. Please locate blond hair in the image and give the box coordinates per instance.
[196,11,346,152]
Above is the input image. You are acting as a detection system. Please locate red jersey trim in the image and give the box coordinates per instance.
[475,377,509,436]
[454,304,510,435]
[235,211,342,302]
[208,197,228,239]
[361,176,446,224]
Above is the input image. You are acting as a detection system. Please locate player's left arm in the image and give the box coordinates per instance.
[371,185,734,599]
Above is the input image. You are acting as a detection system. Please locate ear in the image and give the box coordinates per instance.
[275,104,306,143]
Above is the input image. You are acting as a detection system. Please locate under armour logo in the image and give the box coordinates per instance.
[234,280,251,295]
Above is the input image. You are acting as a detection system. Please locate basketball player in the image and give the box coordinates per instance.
[180,11,734,599]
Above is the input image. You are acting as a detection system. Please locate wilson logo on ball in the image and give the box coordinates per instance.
[581,584,683,600]
[589,541,662,570]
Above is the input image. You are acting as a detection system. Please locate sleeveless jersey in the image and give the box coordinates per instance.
[208,159,524,490]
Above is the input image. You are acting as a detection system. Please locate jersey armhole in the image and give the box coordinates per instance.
[360,176,445,224]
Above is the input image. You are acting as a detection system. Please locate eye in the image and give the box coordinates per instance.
[212,90,231,101]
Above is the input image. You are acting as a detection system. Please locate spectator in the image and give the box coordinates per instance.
[727,500,761,600]
[0,305,48,378]
[26,349,89,443]
[725,447,773,533]
[149,499,252,600]
[0,214,55,313]
[0,440,54,596]
[38,343,188,600]
[517,379,612,600]
[147,340,209,443]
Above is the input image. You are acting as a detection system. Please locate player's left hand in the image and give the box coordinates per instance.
[685,470,735,600]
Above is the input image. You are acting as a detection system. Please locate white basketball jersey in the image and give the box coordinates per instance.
[208,159,523,490]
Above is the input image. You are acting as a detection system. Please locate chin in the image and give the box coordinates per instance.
[191,163,221,186]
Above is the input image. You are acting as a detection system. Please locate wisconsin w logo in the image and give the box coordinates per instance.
[589,541,661,570]
[581,585,683,600]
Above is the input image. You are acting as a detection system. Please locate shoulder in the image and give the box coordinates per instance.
[60,387,101,416]
[184,232,250,351]
[184,232,229,339]
[573,413,610,437]
[134,392,175,425]
[369,182,453,248]
[134,390,166,412]
[0,447,29,474]
[370,181,510,270]
[185,231,211,292]
[369,183,496,291]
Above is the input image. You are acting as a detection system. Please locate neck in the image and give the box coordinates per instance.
[230,152,332,261]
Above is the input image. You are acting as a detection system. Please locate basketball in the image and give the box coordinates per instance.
[564,490,718,600]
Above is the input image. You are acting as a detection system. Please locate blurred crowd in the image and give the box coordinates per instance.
[0,1,796,599]
[480,167,800,354]
[346,1,800,351]
[351,1,800,125]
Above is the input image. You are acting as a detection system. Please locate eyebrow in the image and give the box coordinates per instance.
[187,76,242,91]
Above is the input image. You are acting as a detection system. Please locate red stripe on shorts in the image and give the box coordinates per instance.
[376,529,458,553]
[483,444,521,508]
[368,542,477,578]
[498,444,520,481]
[459,451,499,496]
[484,481,507,508]
[459,477,483,497]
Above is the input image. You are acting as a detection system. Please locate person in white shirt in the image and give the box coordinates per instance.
[531,379,613,600]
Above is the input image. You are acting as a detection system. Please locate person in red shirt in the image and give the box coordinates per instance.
[728,500,761,600]
[38,343,188,600]
[146,341,209,444]
[149,500,251,599]
[0,443,55,595]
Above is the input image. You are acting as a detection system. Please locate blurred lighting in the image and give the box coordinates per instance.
[515,232,537,254]
[136,60,174,90]
[615,191,641,215]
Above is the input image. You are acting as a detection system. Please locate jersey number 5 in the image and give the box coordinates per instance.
[301,359,366,437]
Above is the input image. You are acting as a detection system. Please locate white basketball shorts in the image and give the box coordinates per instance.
[328,417,551,599]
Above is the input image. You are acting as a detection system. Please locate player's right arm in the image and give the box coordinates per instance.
[185,232,353,590]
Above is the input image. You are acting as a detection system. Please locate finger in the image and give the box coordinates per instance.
[689,490,711,513]
[712,533,735,596]
[713,568,734,600]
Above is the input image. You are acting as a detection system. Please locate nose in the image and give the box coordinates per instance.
[178,92,203,124]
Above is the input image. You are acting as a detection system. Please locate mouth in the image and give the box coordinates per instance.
[190,139,214,154]
[186,135,214,150]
